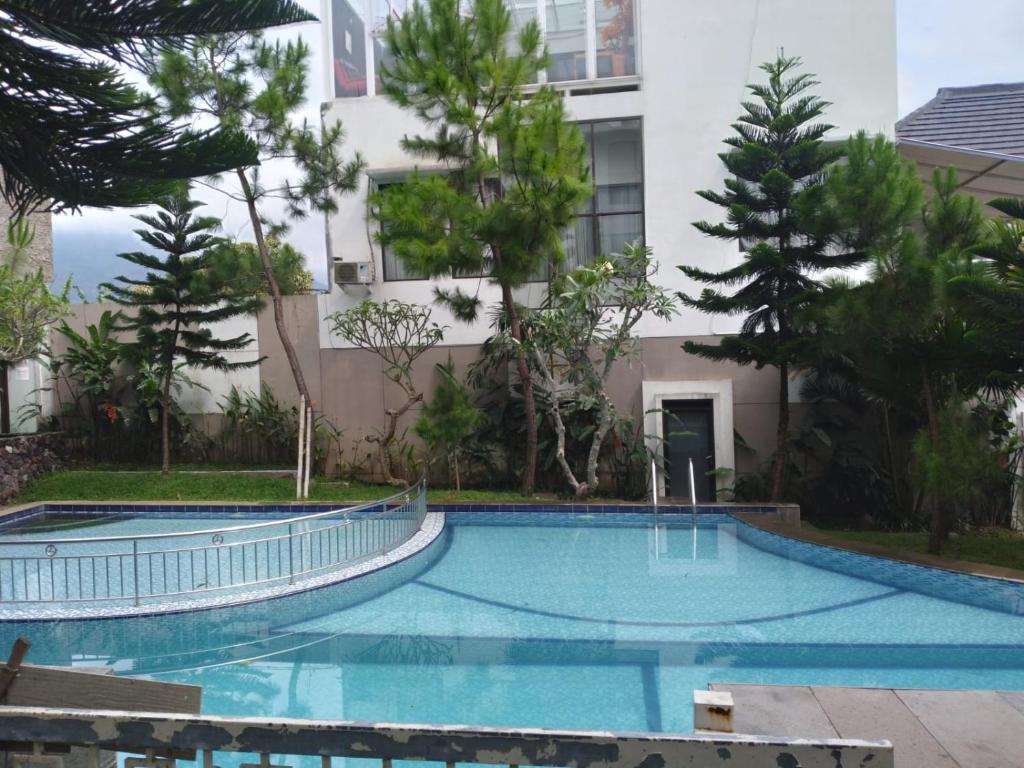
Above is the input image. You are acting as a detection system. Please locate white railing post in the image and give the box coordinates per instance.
[296,394,306,500]
[132,540,140,606]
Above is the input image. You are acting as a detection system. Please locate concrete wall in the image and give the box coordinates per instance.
[56,303,261,416]
[0,191,53,281]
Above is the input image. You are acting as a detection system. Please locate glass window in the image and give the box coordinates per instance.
[377,183,428,282]
[593,120,643,212]
[554,119,643,276]
[379,179,499,281]
[545,0,587,82]
[332,0,370,98]
[372,0,410,88]
[595,0,636,78]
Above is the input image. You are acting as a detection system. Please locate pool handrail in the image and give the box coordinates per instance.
[0,479,430,608]
[0,478,425,546]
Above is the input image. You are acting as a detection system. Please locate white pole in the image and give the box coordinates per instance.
[688,458,698,514]
[303,405,313,499]
[650,458,658,507]
[296,394,306,500]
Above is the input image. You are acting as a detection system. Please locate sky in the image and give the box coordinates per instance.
[53,0,1024,297]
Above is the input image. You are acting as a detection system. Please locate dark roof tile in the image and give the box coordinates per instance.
[897,83,1024,158]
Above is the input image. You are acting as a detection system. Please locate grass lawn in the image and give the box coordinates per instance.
[11,469,566,505]
[809,524,1024,572]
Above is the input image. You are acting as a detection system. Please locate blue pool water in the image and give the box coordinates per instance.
[1,511,1023,734]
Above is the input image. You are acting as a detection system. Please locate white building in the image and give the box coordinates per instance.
[306,0,898,497]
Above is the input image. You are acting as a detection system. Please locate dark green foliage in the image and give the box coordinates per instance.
[207,238,313,296]
[796,135,1024,545]
[219,384,299,465]
[415,362,484,490]
[679,55,846,501]
[145,29,365,405]
[374,0,592,495]
[0,0,315,213]
[101,189,260,470]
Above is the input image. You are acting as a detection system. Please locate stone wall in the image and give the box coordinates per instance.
[0,433,71,503]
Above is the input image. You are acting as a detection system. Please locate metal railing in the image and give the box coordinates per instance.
[0,705,894,768]
[0,480,428,606]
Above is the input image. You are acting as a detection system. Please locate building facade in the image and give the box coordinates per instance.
[293,0,898,496]
[0,187,54,435]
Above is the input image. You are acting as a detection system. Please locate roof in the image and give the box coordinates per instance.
[897,82,1024,158]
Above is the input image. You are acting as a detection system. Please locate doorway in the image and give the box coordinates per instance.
[662,399,716,501]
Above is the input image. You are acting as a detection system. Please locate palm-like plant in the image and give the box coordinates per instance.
[0,0,314,213]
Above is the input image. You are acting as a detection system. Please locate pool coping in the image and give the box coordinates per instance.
[735,513,1024,585]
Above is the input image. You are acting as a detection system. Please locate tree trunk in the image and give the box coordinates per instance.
[502,285,538,496]
[920,363,946,555]
[769,364,790,502]
[583,398,614,496]
[0,361,9,434]
[236,170,312,406]
[161,369,173,474]
[367,388,422,486]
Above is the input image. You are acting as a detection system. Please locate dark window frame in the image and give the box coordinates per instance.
[528,115,646,283]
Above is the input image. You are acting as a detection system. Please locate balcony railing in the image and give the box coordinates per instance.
[0,481,428,611]
[0,705,894,768]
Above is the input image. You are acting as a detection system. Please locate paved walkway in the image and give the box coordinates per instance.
[711,684,1024,768]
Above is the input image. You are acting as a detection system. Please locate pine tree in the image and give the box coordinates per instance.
[375,0,592,495]
[102,189,260,472]
[146,32,365,410]
[0,0,315,214]
[415,362,483,491]
[679,55,848,502]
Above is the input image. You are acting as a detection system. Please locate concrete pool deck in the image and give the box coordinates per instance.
[710,683,1024,768]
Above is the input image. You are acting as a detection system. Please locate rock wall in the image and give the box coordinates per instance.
[0,433,70,503]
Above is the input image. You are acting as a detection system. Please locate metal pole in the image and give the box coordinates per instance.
[288,522,295,585]
[132,540,140,606]
[304,405,313,499]
[688,458,697,520]
[296,394,306,499]
[650,459,658,508]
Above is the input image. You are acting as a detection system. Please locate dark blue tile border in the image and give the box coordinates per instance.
[733,518,1024,617]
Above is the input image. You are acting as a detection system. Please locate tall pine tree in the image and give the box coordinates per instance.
[102,189,260,472]
[679,55,849,502]
[375,0,592,495]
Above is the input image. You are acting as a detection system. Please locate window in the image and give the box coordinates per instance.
[545,0,587,82]
[562,118,644,272]
[518,0,638,84]
[595,0,636,78]
[332,0,370,98]
[332,1,638,97]
[378,179,497,282]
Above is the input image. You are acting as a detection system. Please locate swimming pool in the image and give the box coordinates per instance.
[1,510,1022,734]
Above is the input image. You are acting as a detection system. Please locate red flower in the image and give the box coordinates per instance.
[100,402,118,424]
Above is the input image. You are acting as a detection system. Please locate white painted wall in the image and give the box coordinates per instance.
[176,313,262,414]
[319,0,898,349]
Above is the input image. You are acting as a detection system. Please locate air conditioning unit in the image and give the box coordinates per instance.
[333,260,372,286]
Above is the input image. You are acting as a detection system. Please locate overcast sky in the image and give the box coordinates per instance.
[53,0,1024,297]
